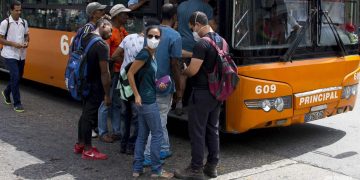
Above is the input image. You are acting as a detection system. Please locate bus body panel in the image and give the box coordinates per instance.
[238,56,360,94]
[23,28,74,89]
[225,56,360,133]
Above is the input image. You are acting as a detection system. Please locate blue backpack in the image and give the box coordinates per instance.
[70,23,96,54]
[65,35,102,101]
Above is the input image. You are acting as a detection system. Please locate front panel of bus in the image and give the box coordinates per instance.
[222,0,360,133]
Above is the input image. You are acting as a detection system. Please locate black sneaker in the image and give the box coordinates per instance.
[174,166,205,180]
[14,105,24,113]
[203,163,218,178]
[125,146,134,155]
[2,91,11,105]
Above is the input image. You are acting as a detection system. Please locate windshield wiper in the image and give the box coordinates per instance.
[281,9,317,62]
[321,10,347,57]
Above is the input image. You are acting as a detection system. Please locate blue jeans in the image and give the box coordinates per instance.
[98,101,121,136]
[110,73,121,135]
[3,58,25,107]
[97,74,121,136]
[144,94,172,159]
[133,103,163,174]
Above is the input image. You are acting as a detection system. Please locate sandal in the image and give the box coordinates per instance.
[151,170,174,179]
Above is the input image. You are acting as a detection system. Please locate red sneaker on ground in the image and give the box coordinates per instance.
[82,147,108,160]
[74,143,84,154]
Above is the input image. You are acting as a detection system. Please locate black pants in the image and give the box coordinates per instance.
[78,92,102,146]
[120,99,139,150]
[188,89,221,170]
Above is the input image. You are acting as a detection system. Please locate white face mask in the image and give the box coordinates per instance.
[147,37,160,49]
[193,31,201,42]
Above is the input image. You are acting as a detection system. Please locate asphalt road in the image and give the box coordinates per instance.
[0,73,359,180]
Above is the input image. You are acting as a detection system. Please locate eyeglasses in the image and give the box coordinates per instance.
[147,34,160,40]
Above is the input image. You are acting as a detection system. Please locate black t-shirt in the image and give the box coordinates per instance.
[81,33,109,99]
[191,32,223,89]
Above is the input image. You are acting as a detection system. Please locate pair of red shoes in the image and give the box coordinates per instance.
[74,143,108,160]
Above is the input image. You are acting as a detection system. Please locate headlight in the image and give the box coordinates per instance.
[342,86,351,99]
[274,97,284,112]
[351,85,358,95]
[245,96,292,112]
[342,84,358,99]
[261,99,272,112]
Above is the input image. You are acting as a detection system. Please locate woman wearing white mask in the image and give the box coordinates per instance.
[128,26,173,179]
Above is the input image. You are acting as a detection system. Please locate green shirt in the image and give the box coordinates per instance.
[135,49,157,104]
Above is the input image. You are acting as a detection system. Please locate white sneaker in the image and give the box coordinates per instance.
[92,130,98,138]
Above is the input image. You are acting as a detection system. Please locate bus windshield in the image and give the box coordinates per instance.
[319,0,359,46]
[232,0,359,52]
[232,0,311,50]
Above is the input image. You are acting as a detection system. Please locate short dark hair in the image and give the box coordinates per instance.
[146,26,162,37]
[10,0,21,10]
[189,11,208,26]
[144,18,161,27]
[161,3,177,21]
[96,17,111,28]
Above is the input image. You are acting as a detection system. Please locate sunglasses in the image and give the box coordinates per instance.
[147,34,160,40]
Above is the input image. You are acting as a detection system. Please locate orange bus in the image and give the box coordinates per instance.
[1,0,359,134]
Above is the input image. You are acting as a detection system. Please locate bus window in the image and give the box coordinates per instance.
[47,0,87,4]
[97,0,129,6]
[23,0,42,4]
[0,0,3,20]
[232,0,311,50]
[22,8,87,32]
[319,0,359,46]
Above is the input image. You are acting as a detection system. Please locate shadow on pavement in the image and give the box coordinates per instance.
[0,72,347,179]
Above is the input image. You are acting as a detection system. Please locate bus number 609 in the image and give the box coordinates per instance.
[255,84,277,94]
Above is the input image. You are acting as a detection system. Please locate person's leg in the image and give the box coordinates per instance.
[157,94,172,155]
[120,100,130,152]
[3,58,15,101]
[126,101,139,154]
[142,103,163,174]
[82,96,102,148]
[97,101,109,137]
[205,102,221,166]
[133,106,150,174]
[111,73,122,137]
[188,90,209,170]
[4,58,21,107]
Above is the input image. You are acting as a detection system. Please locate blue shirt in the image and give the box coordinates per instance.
[177,0,213,51]
[155,25,182,95]
[128,0,138,6]
[135,49,157,104]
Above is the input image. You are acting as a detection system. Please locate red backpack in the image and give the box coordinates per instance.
[202,36,240,101]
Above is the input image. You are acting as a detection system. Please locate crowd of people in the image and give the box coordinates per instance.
[1,0,226,179]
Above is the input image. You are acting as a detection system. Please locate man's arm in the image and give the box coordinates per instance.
[111,47,124,64]
[99,60,111,106]
[128,0,149,11]
[183,58,203,77]
[171,58,182,99]
[0,35,24,49]
[181,50,193,58]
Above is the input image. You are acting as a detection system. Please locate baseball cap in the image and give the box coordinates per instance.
[110,4,131,18]
[86,2,107,16]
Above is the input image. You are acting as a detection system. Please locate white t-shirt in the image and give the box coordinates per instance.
[119,33,144,71]
[0,16,29,60]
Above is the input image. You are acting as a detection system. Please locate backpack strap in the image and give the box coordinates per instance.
[202,36,228,56]
[4,18,9,40]
[84,36,102,54]
[4,18,27,40]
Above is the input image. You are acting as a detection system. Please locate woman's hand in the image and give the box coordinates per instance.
[158,82,168,90]
[135,94,142,106]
